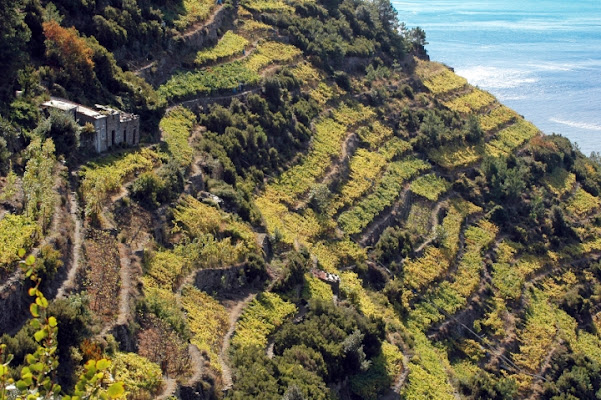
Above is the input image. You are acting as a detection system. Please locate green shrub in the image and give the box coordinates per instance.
[159,107,195,168]
[195,31,249,66]
[112,352,163,399]
[130,172,166,208]
[410,174,450,201]
[92,15,127,48]
[374,227,412,264]
[23,138,57,230]
[232,292,296,351]
[35,109,80,155]
[0,214,39,269]
[35,244,63,282]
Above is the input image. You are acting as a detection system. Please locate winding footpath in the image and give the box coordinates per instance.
[116,244,133,326]
[132,4,229,79]
[156,378,178,400]
[56,191,82,299]
[380,353,411,399]
[219,292,257,390]
[414,197,449,254]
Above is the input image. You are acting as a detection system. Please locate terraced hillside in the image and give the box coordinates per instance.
[1,0,601,398]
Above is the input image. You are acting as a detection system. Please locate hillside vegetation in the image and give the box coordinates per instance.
[1,0,601,399]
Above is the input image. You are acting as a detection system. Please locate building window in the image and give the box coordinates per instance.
[111,130,115,147]
[124,129,127,144]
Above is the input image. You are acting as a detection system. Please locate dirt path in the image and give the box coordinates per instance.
[156,378,178,400]
[180,4,224,39]
[528,251,601,287]
[486,311,517,370]
[427,271,489,340]
[98,243,133,336]
[266,341,275,359]
[426,230,500,340]
[169,88,262,112]
[186,344,205,385]
[56,191,83,299]
[394,355,411,392]
[155,343,205,400]
[133,4,226,75]
[133,61,155,75]
[176,269,198,296]
[167,61,288,111]
[110,185,128,203]
[167,261,256,394]
[539,342,561,376]
[194,39,259,70]
[183,155,204,195]
[483,242,599,375]
[219,292,257,390]
[318,133,358,185]
[378,353,410,400]
[116,244,132,326]
[414,197,449,254]
[155,269,207,399]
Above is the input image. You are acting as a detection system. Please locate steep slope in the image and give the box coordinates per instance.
[1,0,601,399]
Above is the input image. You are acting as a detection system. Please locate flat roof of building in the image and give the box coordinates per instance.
[120,114,138,122]
[43,97,139,121]
[42,98,105,119]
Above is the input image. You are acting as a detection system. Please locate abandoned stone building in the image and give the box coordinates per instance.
[42,97,140,153]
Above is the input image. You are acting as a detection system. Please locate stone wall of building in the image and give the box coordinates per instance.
[42,98,140,153]
[106,112,120,150]
[95,118,108,153]
[76,114,106,153]
[120,118,139,146]
[80,129,96,151]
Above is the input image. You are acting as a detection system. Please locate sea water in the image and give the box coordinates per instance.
[392,0,601,155]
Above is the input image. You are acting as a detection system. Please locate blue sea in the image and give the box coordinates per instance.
[392,0,601,155]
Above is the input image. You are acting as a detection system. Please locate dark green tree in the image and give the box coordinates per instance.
[420,111,444,147]
[130,172,166,208]
[35,109,80,155]
[406,27,427,53]
[308,183,331,214]
[465,115,484,143]
[372,0,399,32]
[0,134,11,175]
[263,77,282,107]
[501,167,526,200]
[374,227,412,264]
[551,205,569,237]
[0,116,22,155]
[0,0,31,102]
